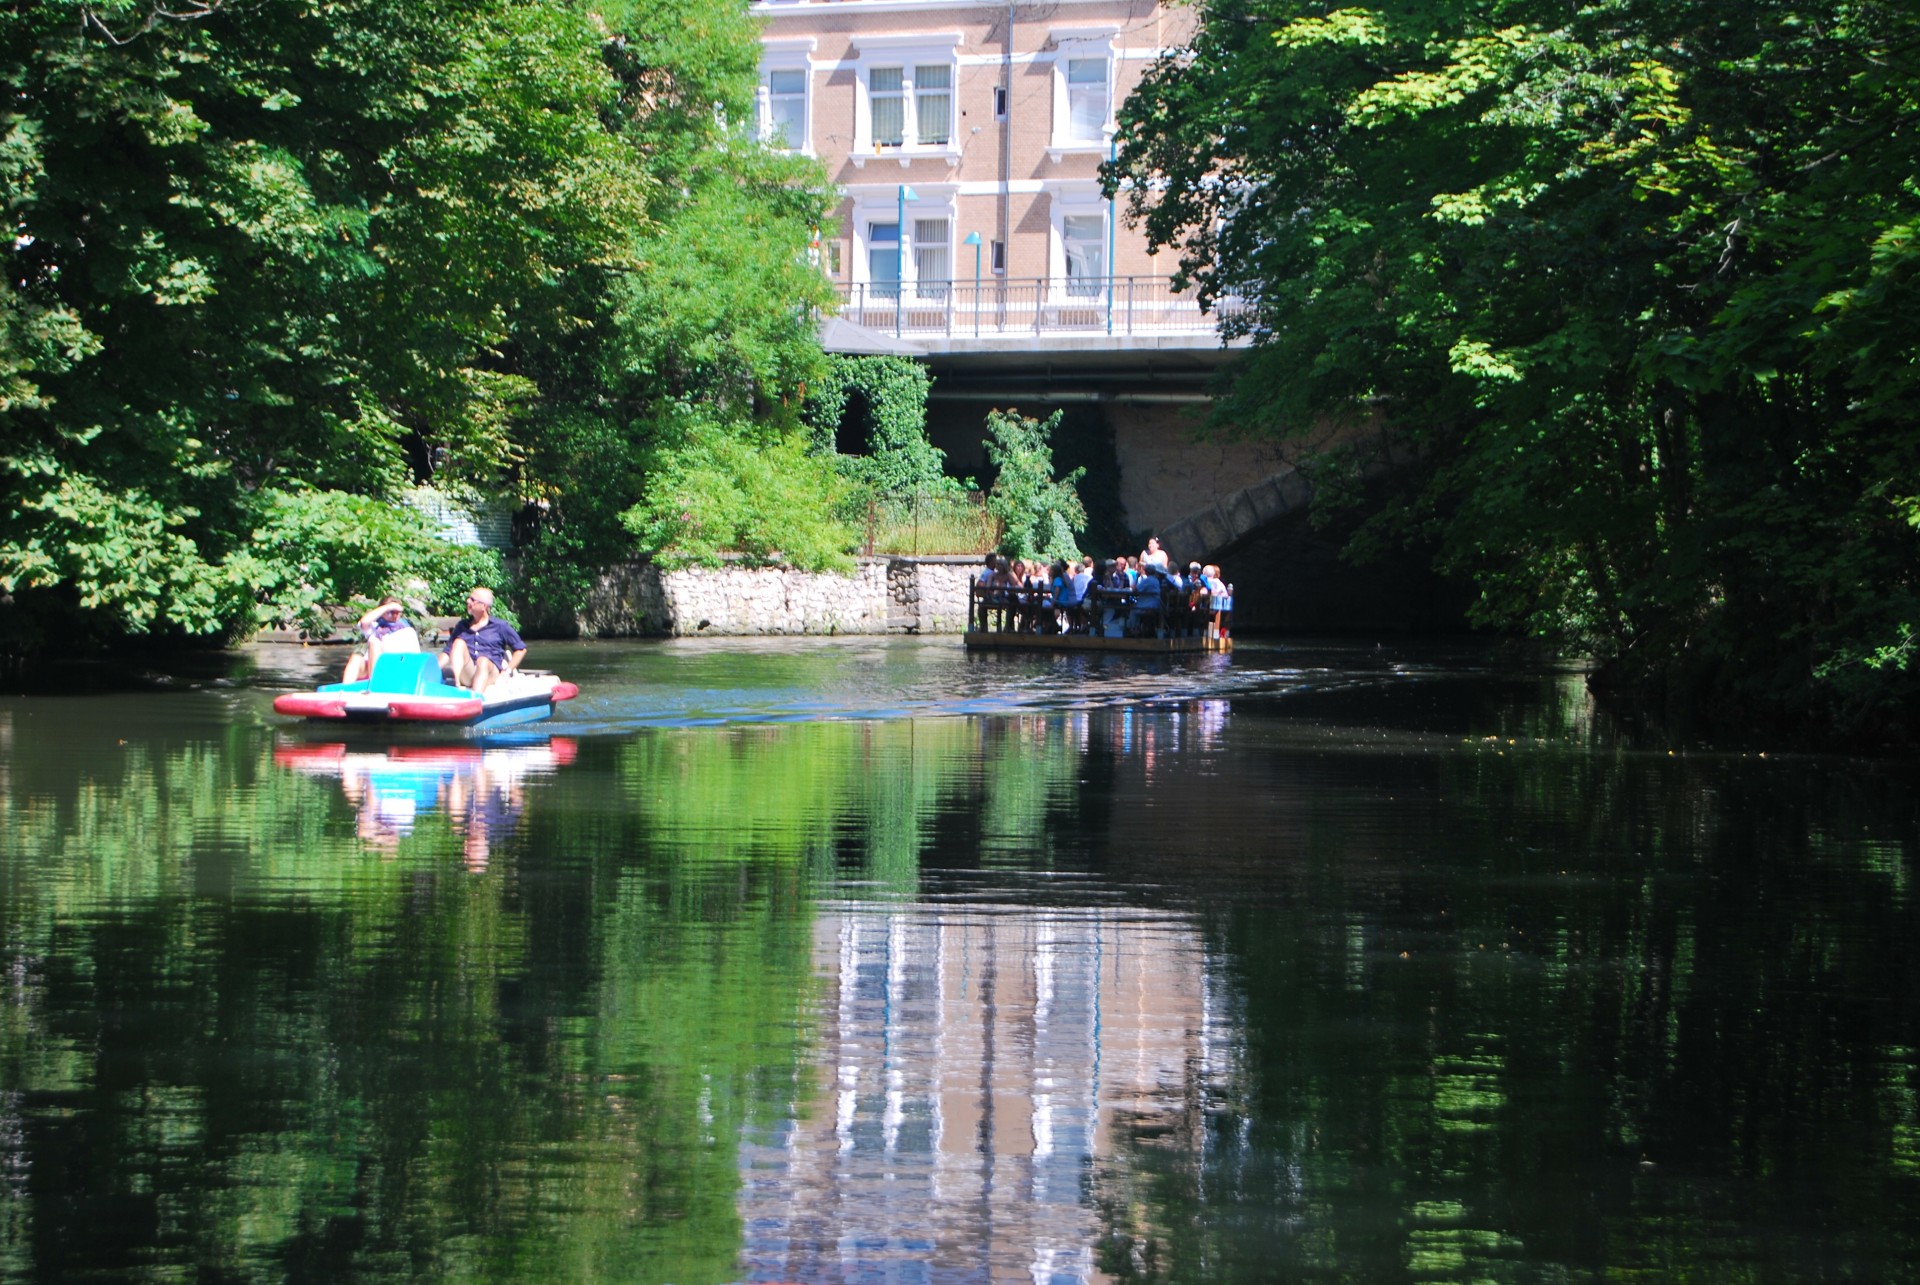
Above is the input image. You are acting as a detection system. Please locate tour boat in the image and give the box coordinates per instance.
[963,583,1233,654]
[273,653,579,729]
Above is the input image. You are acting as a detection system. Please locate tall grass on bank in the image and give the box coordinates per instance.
[860,492,1000,557]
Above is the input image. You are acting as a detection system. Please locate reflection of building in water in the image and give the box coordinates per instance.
[1097,700,1231,780]
[739,907,1221,1283]
[273,739,575,866]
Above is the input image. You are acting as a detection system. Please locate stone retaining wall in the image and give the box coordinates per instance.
[570,556,981,638]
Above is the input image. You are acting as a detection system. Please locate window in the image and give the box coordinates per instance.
[1066,58,1108,143]
[828,242,842,275]
[759,39,814,152]
[849,32,962,165]
[993,85,1008,120]
[913,219,950,299]
[764,68,806,150]
[871,67,905,147]
[1047,28,1119,159]
[1063,213,1107,297]
[869,221,900,298]
[991,240,1006,275]
[914,65,952,147]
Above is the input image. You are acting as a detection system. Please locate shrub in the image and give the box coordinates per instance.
[621,408,856,572]
[982,408,1086,563]
[234,488,503,634]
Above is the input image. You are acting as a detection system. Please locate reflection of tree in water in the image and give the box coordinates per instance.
[0,733,817,1282]
[1085,744,1920,1280]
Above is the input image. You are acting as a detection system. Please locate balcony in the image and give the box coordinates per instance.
[832,276,1247,355]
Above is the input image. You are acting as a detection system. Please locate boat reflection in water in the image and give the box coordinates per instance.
[274,737,578,869]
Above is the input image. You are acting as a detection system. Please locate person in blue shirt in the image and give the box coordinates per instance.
[442,586,527,694]
[342,595,421,683]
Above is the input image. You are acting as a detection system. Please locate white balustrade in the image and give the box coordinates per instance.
[834,277,1244,340]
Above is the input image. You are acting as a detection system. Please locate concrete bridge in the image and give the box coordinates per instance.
[827,305,1466,632]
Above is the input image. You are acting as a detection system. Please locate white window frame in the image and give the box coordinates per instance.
[1047,27,1119,161]
[1046,184,1111,303]
[848,186,958,298]
[759,38,815,155]
[911,215,952,300]
[849,32,964,168]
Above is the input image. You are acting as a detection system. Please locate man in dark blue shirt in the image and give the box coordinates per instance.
[443,586,527,694]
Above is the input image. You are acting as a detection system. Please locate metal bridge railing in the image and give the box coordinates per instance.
[835,277,1244,340]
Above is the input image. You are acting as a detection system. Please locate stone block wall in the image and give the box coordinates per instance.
[568,556,981,638]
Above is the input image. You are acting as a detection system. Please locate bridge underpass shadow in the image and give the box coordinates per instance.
[1161,469,1474,634]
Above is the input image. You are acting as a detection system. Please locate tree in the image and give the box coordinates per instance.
[1,0,839,648]
[1111,0,1920,740]
[983,408,1086,564]
[498,0,839,607]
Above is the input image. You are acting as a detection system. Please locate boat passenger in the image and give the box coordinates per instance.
[1158,563,1189,633]
[342,595,421,684]
[986,554,1022,631]
[443,586,527,695]
[1048,559,1075,633]
[1070,558,1094,632]
[972,553,1000,630]
[1027,560,1053,631]
[1129,568,1166,637]
[1203,565,1232,640]
[1095,559,1129,634]
[1187,562,1209,628]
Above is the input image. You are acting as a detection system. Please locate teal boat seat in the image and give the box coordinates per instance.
[369,653,447,695]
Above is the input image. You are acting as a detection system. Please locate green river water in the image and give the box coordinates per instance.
[0,636,1915,1282]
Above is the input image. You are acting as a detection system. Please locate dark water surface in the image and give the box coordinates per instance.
[2,637,1917,1282]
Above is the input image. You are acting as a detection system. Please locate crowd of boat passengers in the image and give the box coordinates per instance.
[971,536,1234,639]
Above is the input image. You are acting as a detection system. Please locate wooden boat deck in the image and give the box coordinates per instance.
[964,631,1231,653]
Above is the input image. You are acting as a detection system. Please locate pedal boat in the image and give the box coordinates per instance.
[273,653,579,729]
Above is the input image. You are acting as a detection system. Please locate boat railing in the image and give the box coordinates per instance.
[967,580,1231,641]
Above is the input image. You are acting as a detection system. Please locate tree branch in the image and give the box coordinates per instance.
[81,1,230,47]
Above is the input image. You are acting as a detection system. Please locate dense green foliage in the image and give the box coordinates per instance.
[1,0,833,648]
[619,405,854,571]
[238,489,504,630]
[983,408,1088,562]
[800,354,989,556]
[803,355,945,497]
[1111,0,1920,738]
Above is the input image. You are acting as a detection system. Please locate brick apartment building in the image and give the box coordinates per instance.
[752,0,1202,341]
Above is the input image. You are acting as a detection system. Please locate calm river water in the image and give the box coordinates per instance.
[1,636,1917,1282]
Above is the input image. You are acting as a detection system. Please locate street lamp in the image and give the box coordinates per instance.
[1106,132,1118,335]
[895,184,918,336]
[962,231,982,337]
